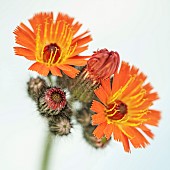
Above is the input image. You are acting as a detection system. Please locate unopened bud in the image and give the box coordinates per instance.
[69,49,120,103]
[76,107,91,127]
[27,77,47,101]
[83,125,110,149]
[87,48,120,82]
[49,115,72,136]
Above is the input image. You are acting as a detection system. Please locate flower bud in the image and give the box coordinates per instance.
[83,125,110,149]
[87,48,120,82]
[27,77,47,101]
[48,115,72,136]
[69,48,120,103]
[37,87,67,117]
[75,104,92,127]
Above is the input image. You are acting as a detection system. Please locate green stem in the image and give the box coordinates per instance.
[47,73,53,86]
[41,133,53,170]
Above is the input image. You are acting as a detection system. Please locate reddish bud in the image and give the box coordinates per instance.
[44,87,66,111]
[87,48,120,82]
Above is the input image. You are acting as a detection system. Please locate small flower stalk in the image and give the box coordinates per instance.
[69,49,120,103]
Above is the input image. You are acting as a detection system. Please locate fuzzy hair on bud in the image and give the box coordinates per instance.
[76,106,92,127]
[83,125,110,149]
[49,115,72,136]
[27,77,47,101]
[37,87,67,117]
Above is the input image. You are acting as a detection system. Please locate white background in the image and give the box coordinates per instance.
[0,0,170,170]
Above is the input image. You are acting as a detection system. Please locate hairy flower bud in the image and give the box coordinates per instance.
[37,87,67,117]
[75,105,92,127]
[49,115,72,136]
[69,48,120,103]
[27,77,47,101]
[83,125,110,149]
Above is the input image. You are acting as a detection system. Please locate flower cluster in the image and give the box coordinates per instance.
[14,12,161,152]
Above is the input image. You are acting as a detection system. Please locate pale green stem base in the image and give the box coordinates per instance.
[41,133,53,170]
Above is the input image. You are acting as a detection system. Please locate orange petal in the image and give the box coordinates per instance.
[145,92,159,101]
[118,61,130,87]
[72,21,82,35]
[72,35,92,47]
[56,12,74,26]
[143,110,161,126]
[14,47,35,60]
[72,30,90,44]
[121,132,130,152]
[29,62,49,76]
[112,125,122,141]
[92,114,106,125]
[143,83,153,92]
[94,86,108,105]
[124,127,149,148]
[139,124,154,139]
[91,100,105,114]
[50,66,62,77]
[64,56,89,66]
[101,78,111,96]
[70,46,88,57]
[93,122,107,139]
[104,124,113,140]
[58,65,79,78]
[14,25,35,51]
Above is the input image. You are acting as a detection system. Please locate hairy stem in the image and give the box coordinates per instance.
[41,133,53,170]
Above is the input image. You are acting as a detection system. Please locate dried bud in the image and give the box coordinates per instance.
[83,125,110,149]
[76,107,92,127]
[87,48,120,82]
[49,115,72,136]
[27,77,47,101]
[37,87,67,117]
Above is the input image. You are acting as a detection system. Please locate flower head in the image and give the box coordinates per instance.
[14,12,92,78]
[38,87,66,116]
[91,61,161,152]
[44,87,66,110]
[86,48,120,82]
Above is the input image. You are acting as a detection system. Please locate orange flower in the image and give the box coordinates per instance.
[91,61,161,152]
[14,12,92,78]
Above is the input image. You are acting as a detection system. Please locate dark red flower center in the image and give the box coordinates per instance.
[44,87,66,110]
[106,100,127,120]
[43,43,61,63]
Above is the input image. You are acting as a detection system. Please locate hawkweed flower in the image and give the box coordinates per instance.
[91,61,161,152]
[69,48,120,102]
[27,77,47,101]
[14,12,92,78]
[49,115,72,136]
[37,87,67,117]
